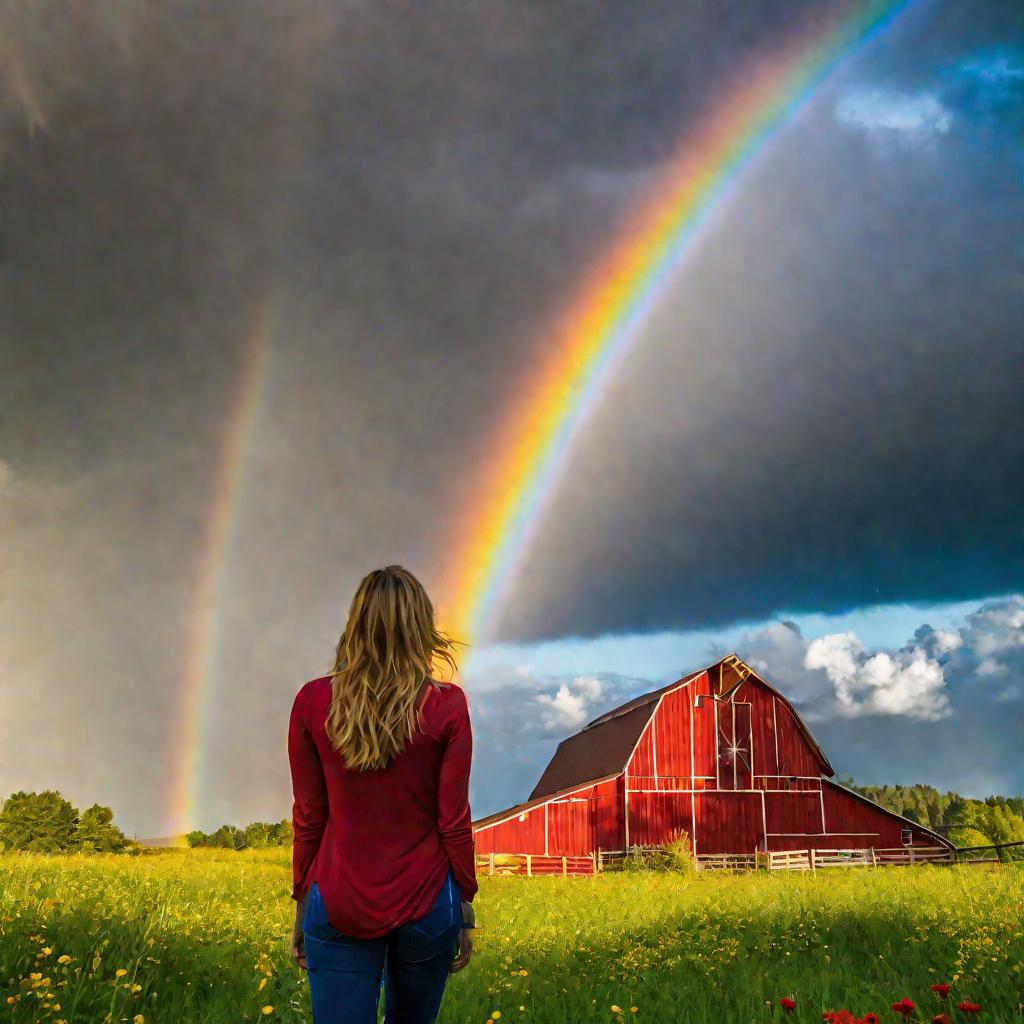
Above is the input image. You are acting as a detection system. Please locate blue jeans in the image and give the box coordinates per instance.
[303,869,462,1024]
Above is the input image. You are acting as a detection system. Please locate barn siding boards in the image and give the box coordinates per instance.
[473,655,953,861]
[821,780,946,848]
[764,791,823,837]
[695,792,763,855]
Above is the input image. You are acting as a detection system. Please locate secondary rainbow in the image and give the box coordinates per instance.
[441,0,920,645]
[166,305,273,836]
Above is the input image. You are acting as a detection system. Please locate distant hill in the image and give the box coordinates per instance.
[135,834,189,848]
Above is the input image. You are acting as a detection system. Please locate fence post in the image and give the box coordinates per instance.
[488,853,495,876]
[810,849,816,872]
[526,854,532,877]
[909,847,916,866]
[870,847,877,869]
[592,848,598,875]
[562,855,567,877]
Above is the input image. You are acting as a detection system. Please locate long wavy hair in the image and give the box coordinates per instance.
[326,566,459,771]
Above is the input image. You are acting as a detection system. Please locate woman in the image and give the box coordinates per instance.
[288,565,477,1024]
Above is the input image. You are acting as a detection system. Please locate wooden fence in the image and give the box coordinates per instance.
[475,840,1020,878]
[695,853,758,871]
[475,853,596,877]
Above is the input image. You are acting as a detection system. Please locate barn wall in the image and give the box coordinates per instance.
[764,790,824,837]
[770,689,824,778]
[629,791,695,846]
[627,672,716,791]
[695,792,764,854]
[592,777,623,850]
[820,781,942,848]
[474,803,548,855]
[473,776,626,856]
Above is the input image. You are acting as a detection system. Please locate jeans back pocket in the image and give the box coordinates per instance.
[303,881,341,941]
[410,870,459,941]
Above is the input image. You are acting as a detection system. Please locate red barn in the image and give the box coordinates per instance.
[473,655,951,868]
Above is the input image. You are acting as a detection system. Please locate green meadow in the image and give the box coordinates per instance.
[1,849,1021,1023]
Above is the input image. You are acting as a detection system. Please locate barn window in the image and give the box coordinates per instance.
[900,828,913,846]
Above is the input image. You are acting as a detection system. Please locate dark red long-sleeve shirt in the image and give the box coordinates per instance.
[288,674,477,940]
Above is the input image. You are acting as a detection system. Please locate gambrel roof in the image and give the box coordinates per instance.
[528,655,834,801]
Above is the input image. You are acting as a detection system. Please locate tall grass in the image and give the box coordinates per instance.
[1,849,1020,1023]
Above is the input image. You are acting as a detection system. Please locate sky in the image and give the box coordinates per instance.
[1,0,1022,837]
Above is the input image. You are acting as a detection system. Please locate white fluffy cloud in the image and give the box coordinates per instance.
[804,632,949,721]
[835,86,952,137]
[535,675,605,732]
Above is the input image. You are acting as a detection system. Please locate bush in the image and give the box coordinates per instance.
[619,831,694,874]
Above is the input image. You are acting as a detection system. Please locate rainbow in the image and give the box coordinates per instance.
[441,0,919,646]
[166,305,273,836]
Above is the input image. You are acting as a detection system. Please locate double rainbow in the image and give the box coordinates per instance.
[170,0,919,833]
[440,0,916,646]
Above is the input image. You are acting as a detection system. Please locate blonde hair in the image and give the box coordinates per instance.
[326,565,459,771]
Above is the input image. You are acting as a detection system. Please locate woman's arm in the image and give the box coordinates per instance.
[288,685,329,903]
[437,686,478,902]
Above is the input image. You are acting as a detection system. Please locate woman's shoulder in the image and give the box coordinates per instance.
[293,674,333,713]
[423,678,470,717]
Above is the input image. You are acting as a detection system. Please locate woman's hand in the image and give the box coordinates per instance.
[451,899,475,973]
[290,897,308,971]
[451,927,473,973]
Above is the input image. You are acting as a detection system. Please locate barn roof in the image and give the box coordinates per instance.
[528,655,833,801]
[528,702,655,800]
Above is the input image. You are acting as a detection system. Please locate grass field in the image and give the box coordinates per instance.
[1,850,1021,1023]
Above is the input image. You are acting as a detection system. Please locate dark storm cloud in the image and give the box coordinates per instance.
[1,1,1021,833]
[499,2,1024,641]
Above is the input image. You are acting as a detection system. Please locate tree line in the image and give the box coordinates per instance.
[840,777,1024,855]
[186,820,293,849]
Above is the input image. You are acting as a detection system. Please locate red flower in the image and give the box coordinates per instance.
[930,984,950,999]
[892,999,916,1017]
[931,1015,951,1024]
[780,997,797,1012]
[956,1002,981,1014]
[822,1015,836,1023]
[864,1014,880,1024]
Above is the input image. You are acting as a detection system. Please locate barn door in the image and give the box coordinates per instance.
[718,702,753,790]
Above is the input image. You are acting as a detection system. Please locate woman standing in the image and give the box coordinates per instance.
[288,565,477,1024]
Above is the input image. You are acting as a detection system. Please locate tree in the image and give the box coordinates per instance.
[0,791,80,852]
[74,804,127,852]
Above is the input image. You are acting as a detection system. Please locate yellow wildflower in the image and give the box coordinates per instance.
[262,1007,274,1016]
[57,955,72,965]
[134,1016,145,1024]
[115,969,128,978]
